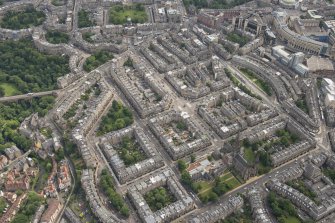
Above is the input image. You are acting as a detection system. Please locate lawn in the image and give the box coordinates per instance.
[244,147,255,164]
[225,177,241,189]
[109,4,148,25]
[196,171,241,203]
[239,67,272,96]
[0,83,19,96]
[220,172,234,181]
[0,197,7,217]
[283,216,301,223]
[226,33,249,47]
[196,180,214,196]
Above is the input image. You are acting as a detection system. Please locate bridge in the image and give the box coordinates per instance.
[0,90,59,103]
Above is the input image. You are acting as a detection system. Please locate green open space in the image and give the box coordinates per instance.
[244,147,255,164]
[0,83,19,97]
[224,68,262,100]
[183,0,252,10]
[45,31,69,44]
[40,127,53,139]
[144,186,177,212]
[222,197,253,223]
[32,156,53,192]
[0,6,46,29]
[78,9,96,28]
[11,191,45,223]
[51,0,66,6]
[283,216,302,223]
[109,4,148,25]
[241,129,299,175]
[194,171,241,203]
[239,67,272,96]
[287,179,317,203]
[115,136,146,166]
[323,167,335,183]
[100,169,129,217]
[97,100,133,136]
[0,96,55,153]
[83,50,114,72]
[0,39,69,93]
[0,197,7,217]
[69,187,97,222]
[82,32,94,43]
[226,33,249,47]
[295,96,309,114]
[63,99,81,120]
[268,191,302,223]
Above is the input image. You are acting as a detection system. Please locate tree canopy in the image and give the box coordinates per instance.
[97,100,133,135]
[99,169,129,217]
[78,9,96,28]
[0,39,69,93]
[83,50,114,72]
[144,186,176,211]
[45,31,70,44]
[0,6,46,29]
[0,96,55,153]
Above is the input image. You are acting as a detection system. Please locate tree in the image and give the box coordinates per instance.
[46,162,52,173]
[11,214,29,223]
[208,191,218,202]
[177,159,187,171]
[120,205,129,217]
[0,86,4,97]
[190,154,196,163]
[181,171,192,187]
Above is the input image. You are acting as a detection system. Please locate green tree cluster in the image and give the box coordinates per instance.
[224,68,261,100]
[0,39,69,93]
[11,191,44,223]
[295,96,309,114]
[97,100,133,135]
[222,199,253,223]
[0,96,55,152]
[287,179,317,202]
[176,121,188,131]
[123,57,134,68]
[268,191,300,223]
[78,9,96,28]
[144,186,176,211]
[100,169,129,217]
[276,129,299,147]
[323,167,335,183]
[51,0,66,6]
[45,31,69,44]
[226,33,249,47]
[117,136,146,166]
[0,86,5,97]
[0,197,7,217]
[239,67,272,96]
[83,50,114,72]
[109,4,148,25]
[82,32,94,43]
[0,6,46,29]
[177,159,188,172]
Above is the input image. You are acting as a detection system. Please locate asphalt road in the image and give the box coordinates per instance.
[0,90,58,102]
